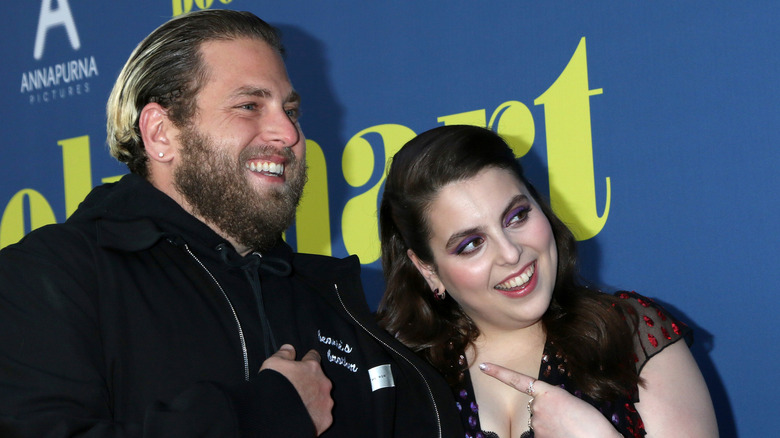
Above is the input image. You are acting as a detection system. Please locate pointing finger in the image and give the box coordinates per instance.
[479,362,539,395]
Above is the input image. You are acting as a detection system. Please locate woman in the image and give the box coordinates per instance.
[377,125,717,437]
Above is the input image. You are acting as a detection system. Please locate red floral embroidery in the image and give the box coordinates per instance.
[643,315,654,327]
[661,327,671,340]
[672,322,681,335]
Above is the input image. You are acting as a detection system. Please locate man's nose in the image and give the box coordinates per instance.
[260,109,300,148]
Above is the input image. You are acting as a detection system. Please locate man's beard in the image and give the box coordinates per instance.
[173,125,307,252]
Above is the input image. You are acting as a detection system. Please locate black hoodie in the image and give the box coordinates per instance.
[0,174,463,438]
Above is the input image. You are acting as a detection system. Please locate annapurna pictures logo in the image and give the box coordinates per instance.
[20,0,99,105]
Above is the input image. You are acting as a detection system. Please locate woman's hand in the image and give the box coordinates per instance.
[479,363,621,438]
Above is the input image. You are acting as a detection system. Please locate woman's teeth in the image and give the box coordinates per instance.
[495,263,535,290]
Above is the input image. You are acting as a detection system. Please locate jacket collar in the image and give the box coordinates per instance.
[80,174,298,272]
[71,174,220,252]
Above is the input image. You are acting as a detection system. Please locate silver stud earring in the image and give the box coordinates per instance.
[158,152,164,158]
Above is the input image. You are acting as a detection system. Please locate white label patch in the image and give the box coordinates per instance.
[368,364,395,392]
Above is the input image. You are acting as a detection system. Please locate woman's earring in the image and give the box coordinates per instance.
[433,288,446,301]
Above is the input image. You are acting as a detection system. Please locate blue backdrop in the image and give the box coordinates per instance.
[2,1,777,436]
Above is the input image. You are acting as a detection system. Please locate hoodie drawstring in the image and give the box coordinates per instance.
[217,243,292,360]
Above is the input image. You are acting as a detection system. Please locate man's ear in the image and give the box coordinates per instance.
[407,249,444,293]
[138,102,175,163]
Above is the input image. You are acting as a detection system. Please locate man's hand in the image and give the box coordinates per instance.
[261,344,333,436]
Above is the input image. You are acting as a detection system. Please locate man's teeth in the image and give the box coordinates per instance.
[496,264,535,290]
[246,161,284,176]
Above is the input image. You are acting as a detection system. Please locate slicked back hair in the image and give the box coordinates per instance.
[106,9,283,177]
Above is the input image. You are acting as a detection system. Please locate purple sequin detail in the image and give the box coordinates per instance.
[468,415,477,428]
[611,412,620,425]
[459,389,468,399]
[456,401,462,412]
[470,401,479,413]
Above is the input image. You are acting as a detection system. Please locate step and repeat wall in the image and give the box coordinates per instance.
[2,1,776,435]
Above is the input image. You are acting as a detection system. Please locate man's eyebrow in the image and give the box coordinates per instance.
[229,87,300,105]
[286,90,301,104]
[230,86,272,99]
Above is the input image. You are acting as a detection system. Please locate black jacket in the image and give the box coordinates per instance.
[0,174,463,438]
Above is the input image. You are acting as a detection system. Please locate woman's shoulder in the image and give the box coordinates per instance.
[612,291,693,373]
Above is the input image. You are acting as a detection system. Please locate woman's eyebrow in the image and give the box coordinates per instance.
[502,194,529,219]
[445,227,483,251]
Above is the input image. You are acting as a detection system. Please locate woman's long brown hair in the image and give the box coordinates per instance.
[377,125,640,401]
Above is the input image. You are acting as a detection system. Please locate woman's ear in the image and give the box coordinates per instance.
[138,102,175,163]
[407,249,444,293]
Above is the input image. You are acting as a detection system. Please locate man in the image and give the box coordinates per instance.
[0,10,462,437]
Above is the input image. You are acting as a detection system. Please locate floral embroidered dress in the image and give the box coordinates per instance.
[454,291,691,438]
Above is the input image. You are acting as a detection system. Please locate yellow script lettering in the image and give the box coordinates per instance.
[60,135,92,218]
[341,124,416,263]
[534,37,610,240]
[295,139,332,255]
[173,0,232,16]
[438,101,535,159]
[0,190,57,249]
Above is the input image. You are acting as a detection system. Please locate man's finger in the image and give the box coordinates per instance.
[479,362,536,394]
[273,344,297,361]
[301,349,321,363]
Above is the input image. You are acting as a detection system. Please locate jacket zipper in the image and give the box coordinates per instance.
[182,243,251,382]
[333,284,442,438]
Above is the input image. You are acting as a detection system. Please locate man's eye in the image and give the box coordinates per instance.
[285,108,301,120]
[240,103,257,110]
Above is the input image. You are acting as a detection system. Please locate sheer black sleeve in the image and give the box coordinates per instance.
[615,291,693,374]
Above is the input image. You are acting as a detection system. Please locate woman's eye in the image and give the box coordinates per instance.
[505,206,531,227]
[455,236,484,255]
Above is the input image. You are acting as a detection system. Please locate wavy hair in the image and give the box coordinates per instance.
[106,10,283,177]
[377,125,639,401]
